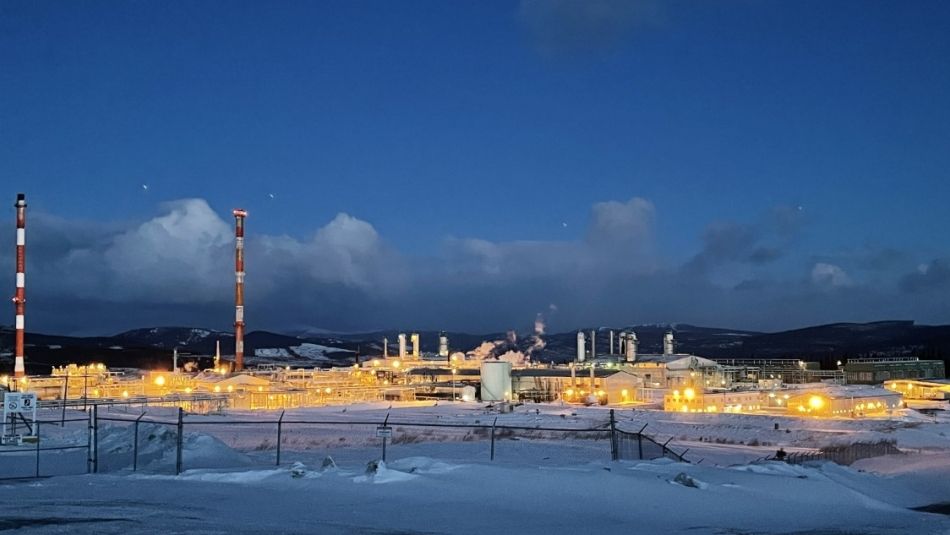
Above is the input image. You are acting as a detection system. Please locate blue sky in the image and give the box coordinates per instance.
[2,1,949,335]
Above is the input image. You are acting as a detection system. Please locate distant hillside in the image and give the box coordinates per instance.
[1,321,948,375]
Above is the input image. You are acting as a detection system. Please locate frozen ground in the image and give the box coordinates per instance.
[0,402,948,534]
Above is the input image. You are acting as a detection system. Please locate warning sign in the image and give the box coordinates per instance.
[4,392,36,415]
[3,392,37,439]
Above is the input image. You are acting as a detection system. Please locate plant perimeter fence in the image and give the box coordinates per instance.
[0,408,691,478]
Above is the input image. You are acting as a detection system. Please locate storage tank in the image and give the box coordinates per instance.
[411,333,420,358]
[663,331,675,356]
[576,331,586,363]
[438,332,449,358]
[625,332,638,362]
[480,360,513,402]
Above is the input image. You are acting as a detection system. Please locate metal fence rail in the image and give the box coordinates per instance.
[781,440,902,466]
[0,414,93,480]
[0,408,686,477]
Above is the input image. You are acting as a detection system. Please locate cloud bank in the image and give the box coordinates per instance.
[1,196,947,336]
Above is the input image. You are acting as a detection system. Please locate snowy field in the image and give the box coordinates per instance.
[0,402,948,534]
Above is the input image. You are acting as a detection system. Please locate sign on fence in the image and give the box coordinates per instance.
[3,392,37,442]
[376,426,393,438]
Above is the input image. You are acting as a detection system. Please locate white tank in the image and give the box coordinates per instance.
[663,331,675,356]
[576,331,586,363]
[411,333,420,358]
[438,333,449,358]
[625,332,638,362]
[480,361,513,402]
[398,333,407,359]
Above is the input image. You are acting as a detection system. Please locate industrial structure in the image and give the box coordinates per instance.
[843,357,945,384]
[232,209,247,371]
[3,193,939,420]
[12,194,26,378]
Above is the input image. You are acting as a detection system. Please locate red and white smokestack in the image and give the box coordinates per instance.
[233,209,247,371]
[12,194,26,377]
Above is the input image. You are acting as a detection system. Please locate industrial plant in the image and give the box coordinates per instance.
[2,193,947,420]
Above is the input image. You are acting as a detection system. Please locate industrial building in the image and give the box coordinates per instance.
[843,357,945,384]
[786,387,902,417]
[883,379,950,401]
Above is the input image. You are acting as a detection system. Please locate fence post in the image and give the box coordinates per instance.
[86,408,93,474]
[275,410,285,466]
[490,417,498,461]
[175,407,184,475]
[92,404,99,474]
[133,412,145,472]
[61,375,69,427]
[380,411,390,463]
[34,421,40,478]
[609,409,618,461]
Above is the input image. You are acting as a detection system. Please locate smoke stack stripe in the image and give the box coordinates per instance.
[233,209,247,371]
[13,194,26,377]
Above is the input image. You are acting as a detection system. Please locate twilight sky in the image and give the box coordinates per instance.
[2,0,949,336]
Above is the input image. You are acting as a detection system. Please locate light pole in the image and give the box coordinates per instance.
[452,368,458,401]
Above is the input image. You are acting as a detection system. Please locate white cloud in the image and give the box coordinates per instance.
[811,263,853,288]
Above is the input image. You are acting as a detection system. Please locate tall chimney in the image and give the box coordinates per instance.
[233,209,247,371]
[609,330,614,355]
[383,337,389,359]
[12,194,26,378]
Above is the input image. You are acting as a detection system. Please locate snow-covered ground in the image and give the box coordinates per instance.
[0,403,948,534]
[250,343,355,366]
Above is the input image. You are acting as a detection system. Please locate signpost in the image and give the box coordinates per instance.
[378,411,392,461]
[3,391,37,445]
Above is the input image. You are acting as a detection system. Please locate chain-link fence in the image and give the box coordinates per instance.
[781,440,902,466]
[0,408,689,477]
[0,411,92,480]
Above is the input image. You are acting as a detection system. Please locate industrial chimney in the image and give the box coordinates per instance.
[663,331,675,356]
[625,332,638,363]
[383,337,389,359]
[576,331,585,363]
[411,332,420,359]
[233,209,247,371]
[590,330,596,359]
[609,331,615,355]
[12,194,26,378]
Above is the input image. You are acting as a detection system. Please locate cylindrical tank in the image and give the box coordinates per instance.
[480,361,513,402]
[576,331,585,362]
[411,333,420,358]
[438,332,449,358]
[625,332,638,362]
[398,333,407,359]
[663,331,675,356]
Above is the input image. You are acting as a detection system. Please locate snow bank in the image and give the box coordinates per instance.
[95,422,252,472]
